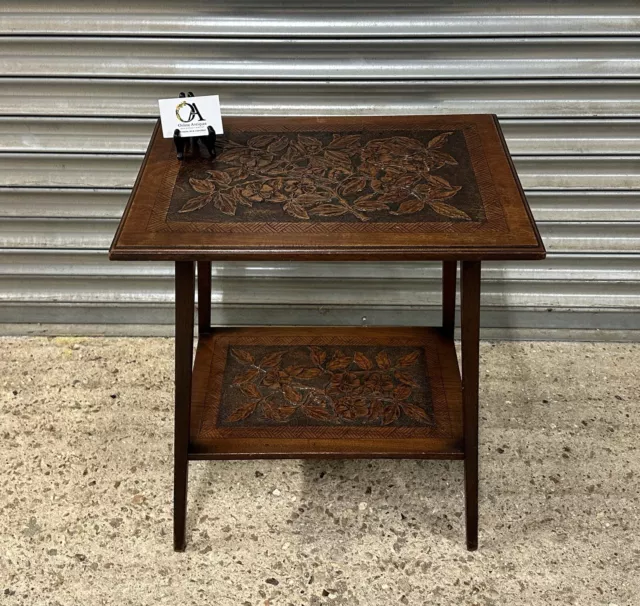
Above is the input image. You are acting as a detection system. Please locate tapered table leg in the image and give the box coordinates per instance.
[174,261,195,551]
[197,261,211,335]
[461,260,481,550]
[442,261,457,338]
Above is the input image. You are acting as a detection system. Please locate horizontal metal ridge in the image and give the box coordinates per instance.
[0,218,637,253]
[5,117,640,155]
[2,309,638,341]
[4,37,640,80]
[1,188,639,222]
[1,275,638,308]
[5,79,640,118]
[3,1,640,37]
[2,153,639,189]
[1,251,638,282]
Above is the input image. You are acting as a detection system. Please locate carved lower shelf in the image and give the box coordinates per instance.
[188,327,463,459]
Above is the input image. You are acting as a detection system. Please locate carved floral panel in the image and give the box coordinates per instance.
[168,129,486,224]
[217,344,435,428]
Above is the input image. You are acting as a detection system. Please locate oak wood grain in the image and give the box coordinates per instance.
[189,326,463,459]
[110,115,545,261]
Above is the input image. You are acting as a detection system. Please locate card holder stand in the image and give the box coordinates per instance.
[173,92,219,160]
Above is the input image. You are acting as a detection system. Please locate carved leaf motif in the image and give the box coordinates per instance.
[394,174,420,189]
[426,174,453,188]
[218,342,436,428]
[429,202,471,221]
[226,400,258,422]
[262,370,280,388]
[297,134,323,152]
[353,196,389,212]
[353,352,373,370]
[178,194,211,213]
[429,150,458,166]
[259,350,286,369]
[335,397,368,419]
[294,193,326,207]
[345,372,361,389]
[189,178,216,194]
[373,190,402,204]
[206,170,232,185]
[261,163,282,175]
[283,201,309,220]
[275,406,297,421]
[329,372,344,390]
[412,184,431,198]
[267,136,289,153]
[394,370,418,387]
[240,188,262,204]
[309,347,327,367]
[233,367,260,385]
[328,134,361,149]
[308,155,329,171]
[278,370,291,383]
[240,383,262,399]
[380,374,394,393]
[310,204,348,217]
[368,399,384,420]
[324,149,352,171]
[397,351,420,367]
[271,176,285,189]
[401,402,430,422]
[382,403,401,425]
[214,193,237,216]
[364,372,382,392]
[284,365,304,377]
[376,351,391,370]
[184,130,466,223]
[282,384,302,404]
[282,144,297,163]
[232,188,253,207]
[302,405,333,421]
[327,351,352,371]
[216,148,249,163]
[427,131,452,149]
[298,367,323,379]
[339,176,367,195]
[263,401,296,421]
[393,384,412,401]
[431,187,462,201]
[232,348,255,364]
[391,199,425,215]
[249,134,280,148]
[257,155,276,168]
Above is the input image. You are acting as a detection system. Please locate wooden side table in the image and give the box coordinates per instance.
[110,115,545,551]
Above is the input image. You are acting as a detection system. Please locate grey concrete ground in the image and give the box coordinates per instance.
[0,337,638,606]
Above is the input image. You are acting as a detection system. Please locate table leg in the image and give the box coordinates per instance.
[197,261,212,335]
[442,261,457,338]
[461,260,481,550]
[174,261,195,551]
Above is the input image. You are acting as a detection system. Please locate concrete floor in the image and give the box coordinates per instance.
[0,337,638,606]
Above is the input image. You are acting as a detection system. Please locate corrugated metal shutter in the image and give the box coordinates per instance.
[1,1,639,338]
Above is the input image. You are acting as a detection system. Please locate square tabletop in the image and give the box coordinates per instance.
[109,115,545,261]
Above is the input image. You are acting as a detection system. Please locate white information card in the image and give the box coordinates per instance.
[158,95,224,138]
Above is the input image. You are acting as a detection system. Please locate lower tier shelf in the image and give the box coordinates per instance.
[189,327,463,460]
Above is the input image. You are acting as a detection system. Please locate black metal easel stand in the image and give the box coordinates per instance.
[173,92,219,161]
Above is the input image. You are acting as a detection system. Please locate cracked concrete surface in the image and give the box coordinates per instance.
[1,337,639,606]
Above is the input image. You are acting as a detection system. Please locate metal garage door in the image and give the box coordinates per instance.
[1,1,639,339]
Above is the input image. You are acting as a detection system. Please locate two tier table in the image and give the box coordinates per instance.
[109,115,545,551]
